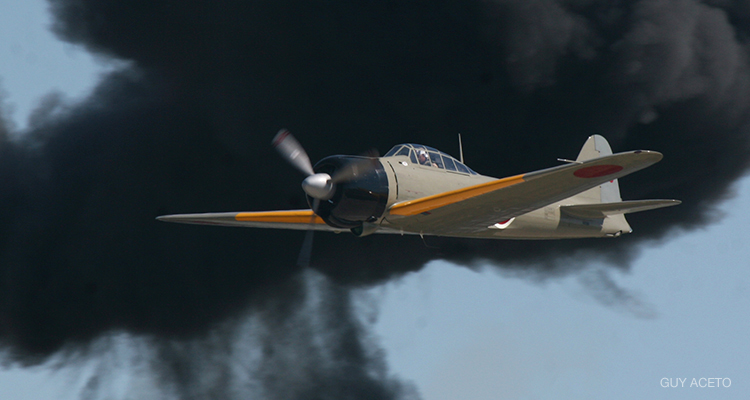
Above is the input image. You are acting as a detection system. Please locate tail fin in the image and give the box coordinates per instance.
[562,134,680,236]
[574,134,621,203]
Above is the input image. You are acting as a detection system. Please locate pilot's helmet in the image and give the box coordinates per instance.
[418,150,427,158]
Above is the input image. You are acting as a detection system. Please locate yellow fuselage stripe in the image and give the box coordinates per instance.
[388,174,527,216]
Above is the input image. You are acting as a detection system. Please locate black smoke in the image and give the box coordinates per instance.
[2,0,750,398]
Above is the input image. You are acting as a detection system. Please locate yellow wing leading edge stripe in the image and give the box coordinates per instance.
[234,210,326,224]
[387,150,663,219]
[388,174,527,216]
[156,210,328,227]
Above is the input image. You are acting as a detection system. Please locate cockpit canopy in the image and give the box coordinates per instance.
[383,143,478,175]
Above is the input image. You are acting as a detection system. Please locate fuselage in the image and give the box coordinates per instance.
[158,133,678,239]
[311,143,630,239]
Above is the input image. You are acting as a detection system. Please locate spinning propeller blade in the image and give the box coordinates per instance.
[273,130,326,268]
[296,198,319,268]
[273,130,378,268]
[272,129,315,176]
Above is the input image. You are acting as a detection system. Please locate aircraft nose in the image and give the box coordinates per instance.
[302,173,335,200]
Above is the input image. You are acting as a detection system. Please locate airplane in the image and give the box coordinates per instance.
[157,131,680,242]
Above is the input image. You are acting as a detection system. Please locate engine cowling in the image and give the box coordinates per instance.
[309,155,389,229]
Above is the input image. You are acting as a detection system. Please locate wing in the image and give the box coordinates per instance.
[156,210,345,232]
[386,150,663,235]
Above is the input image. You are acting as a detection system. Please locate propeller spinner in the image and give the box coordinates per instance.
[272,129,335,202]
[271,129,387,267]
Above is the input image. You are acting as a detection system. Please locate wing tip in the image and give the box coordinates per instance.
[156,214,187,224]
[156,214,222,224]
[634,149,663,161]
[156,214,182,222]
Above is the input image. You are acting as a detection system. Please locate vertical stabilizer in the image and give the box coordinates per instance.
[554,134,679,237]
[576,134,612,161]
[574,135,621,203]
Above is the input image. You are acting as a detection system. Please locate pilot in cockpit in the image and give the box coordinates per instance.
[417,150,436,167]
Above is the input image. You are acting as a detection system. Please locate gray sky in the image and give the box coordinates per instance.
[374,181,749,399]
[0,1,747,399]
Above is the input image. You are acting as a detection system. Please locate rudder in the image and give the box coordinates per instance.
[574,134,621,203]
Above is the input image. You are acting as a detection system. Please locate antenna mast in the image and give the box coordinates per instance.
[458,133,464,164]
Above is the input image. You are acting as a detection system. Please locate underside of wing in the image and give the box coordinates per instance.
[385,150,664,235]
[157,210,345,232]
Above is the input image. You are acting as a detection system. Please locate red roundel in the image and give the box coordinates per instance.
[573,165,623,178]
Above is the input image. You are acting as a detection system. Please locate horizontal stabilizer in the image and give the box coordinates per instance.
[560,199,681,219]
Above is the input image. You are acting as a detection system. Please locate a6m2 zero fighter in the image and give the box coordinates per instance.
[158,131,680,240]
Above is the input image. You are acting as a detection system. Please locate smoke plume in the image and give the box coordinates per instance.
[2,0,750,398]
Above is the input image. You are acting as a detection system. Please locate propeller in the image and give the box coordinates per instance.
[272,129,314,176]
[296,198,319,268]
[273,129,335,201]
[272,129,335,268]
[272,129,379,268]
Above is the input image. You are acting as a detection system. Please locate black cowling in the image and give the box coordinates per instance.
[309,156,389,229]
